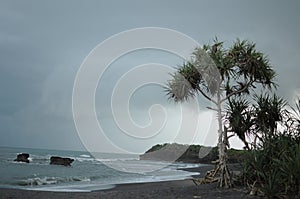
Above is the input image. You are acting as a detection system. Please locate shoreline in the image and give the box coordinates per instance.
[0,181,256,199]
[0,164,258,199]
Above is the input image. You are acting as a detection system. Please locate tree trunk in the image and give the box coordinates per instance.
[216,91,232,188]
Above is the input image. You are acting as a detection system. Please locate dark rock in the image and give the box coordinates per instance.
[14,153,30,163]
[50,156,74,166]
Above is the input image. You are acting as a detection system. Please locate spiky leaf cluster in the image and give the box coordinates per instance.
[166,39,277,102]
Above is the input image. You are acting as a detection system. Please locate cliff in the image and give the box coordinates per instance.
[140,143,246,164]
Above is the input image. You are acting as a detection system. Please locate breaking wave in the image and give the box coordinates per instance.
[15,176,91,186]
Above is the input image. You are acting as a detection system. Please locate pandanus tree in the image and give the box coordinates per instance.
[225,98,254,150]
[288,98,300,137]
[239,96,299,197]
[166,39,276,188]
[225,94,286,150]
[253,94,286,139]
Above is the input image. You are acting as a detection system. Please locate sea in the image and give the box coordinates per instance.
[0,146,201,192]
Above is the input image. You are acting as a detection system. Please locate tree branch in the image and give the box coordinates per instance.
[198,88,218,105]
[206,106,218,111]
[221,80,254,103]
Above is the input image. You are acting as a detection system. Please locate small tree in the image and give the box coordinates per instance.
[283,98,300,138]
[226,94,286,149]
[225,97,254,150]
[240,97,300,197]
[166,39,276,187]
[253,94,286,139]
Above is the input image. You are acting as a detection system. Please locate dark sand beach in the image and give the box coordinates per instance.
[0,165,259,199]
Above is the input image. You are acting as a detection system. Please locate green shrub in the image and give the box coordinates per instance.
[242,134,300,198]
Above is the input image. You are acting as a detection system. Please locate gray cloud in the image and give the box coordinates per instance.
[0,0,299,151]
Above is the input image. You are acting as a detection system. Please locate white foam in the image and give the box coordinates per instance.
[20,177,58,186]
[24,187,91,192]
[75,157,97,162]
[79,154,91,158]
[18,176,91,186]
[95,157,139,162]
[24,184,116,192]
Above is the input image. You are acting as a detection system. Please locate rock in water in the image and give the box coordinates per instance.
[50,156,74,166]
[14,153,30,163]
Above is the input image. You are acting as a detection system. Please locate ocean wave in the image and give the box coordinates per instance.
[75,156,139,163]
[24,184,116,192]
[79,154,91,158]
[95,157,139,162]
[18,154,51,163]
[10,161,29,164]
[15,176,91,186]
[173,163,202,169]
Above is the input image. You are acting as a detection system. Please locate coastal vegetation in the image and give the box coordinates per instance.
[165,38,276,188]
[161,38,299,197]
[142,96,300,197]
[240,99,300,198]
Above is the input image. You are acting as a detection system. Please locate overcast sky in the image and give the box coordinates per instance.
[0,0,299,153]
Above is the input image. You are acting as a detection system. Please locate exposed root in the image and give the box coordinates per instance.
[192,164,220,187]
[217,161,232,188]
[192,160,233,189]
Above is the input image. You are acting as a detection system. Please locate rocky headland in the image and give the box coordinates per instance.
[140,143,246,164]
